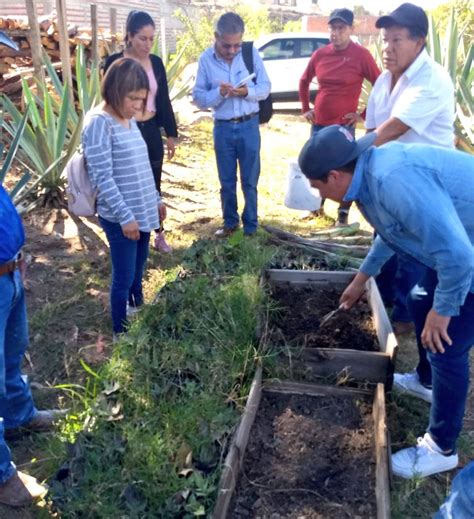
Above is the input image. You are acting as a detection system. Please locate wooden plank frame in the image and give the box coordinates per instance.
[263,269,398,385]
[213,377,391,518]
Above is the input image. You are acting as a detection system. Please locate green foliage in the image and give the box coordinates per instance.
[0,105,32,205]
[430,0,474,47]
[49,233,277,517]
[174,5,283,65]
[1,46,101,210]
[283,19,302,33]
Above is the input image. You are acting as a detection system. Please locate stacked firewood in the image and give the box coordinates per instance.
[0,11,119,98]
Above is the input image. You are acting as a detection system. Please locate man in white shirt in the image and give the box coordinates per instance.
[358,2,455,406]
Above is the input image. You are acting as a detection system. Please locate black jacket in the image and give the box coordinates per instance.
[104,52,178,138]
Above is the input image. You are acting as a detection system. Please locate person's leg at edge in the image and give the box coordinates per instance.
[128,231,151,308]
[99,217,138,334]
[214,121,239,231]
[0,271,36,430]
[237,116,260,235]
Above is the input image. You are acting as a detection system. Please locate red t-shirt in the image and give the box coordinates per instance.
[299,41,380,126]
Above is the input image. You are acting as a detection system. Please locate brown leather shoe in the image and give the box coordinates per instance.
[0,471,48,507]
[5,409,67,440]
[214,226,238,237]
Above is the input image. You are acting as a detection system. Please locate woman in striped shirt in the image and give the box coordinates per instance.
[82,58,164,339]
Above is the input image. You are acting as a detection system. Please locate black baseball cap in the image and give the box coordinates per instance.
[328,8,354,26]
[0,31,18,50]
[298,125,376,180]
[376,3,429,38]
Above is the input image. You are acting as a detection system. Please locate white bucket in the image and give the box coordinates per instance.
[284,161,321,211]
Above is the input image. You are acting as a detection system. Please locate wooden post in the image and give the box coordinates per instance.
[160,17,166,65]
[24,0,45,87]
[110,7,117,53]
[90,4,99,67]
[55,0,73,103]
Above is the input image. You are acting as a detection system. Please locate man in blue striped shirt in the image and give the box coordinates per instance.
[193,12,271,237]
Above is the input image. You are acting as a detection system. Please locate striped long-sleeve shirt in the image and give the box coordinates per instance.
[82,109,160,231]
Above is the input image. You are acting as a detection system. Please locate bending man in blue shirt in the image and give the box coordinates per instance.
[192,12,271,237]
[298,125,474,480]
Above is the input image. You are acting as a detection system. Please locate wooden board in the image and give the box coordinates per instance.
[263,269,398,385]
[212,367,262,519]
[281,347,391,383]
[214,377,391,518]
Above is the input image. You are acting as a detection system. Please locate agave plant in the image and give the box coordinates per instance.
[1,45,101,209]
[428,11,473,152]
[151,34,192,103]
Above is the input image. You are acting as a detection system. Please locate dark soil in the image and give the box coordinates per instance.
[268,286,379,351]
[231,392,377,519]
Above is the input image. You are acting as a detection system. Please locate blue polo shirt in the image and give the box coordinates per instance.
[0,185,24,263]
[344,142,474,317]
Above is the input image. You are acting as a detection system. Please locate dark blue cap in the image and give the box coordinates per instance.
[298,125,376,180]
[328,8,354,26]
[376,3,429,38]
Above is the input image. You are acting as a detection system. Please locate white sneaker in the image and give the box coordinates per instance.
[126,303,140,318]
[392,433,458,478]
[393,372,433,403]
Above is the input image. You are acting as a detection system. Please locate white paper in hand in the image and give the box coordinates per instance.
[234,72,256,88]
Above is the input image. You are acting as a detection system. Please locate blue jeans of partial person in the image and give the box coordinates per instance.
[99,217,151,334]
[377,254,427,322]
[213,115,261,234]
[0,270,37,483]
[434,461,474,519]
[311,124,354,214]
[407,268,474,451]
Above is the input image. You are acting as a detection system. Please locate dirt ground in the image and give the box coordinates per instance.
[231,392,376,519]
[268,285,379,351]
[4,112,474,517]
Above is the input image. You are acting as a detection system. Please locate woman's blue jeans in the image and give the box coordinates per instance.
[213,115,261,234]
[0,270,37,483]
[99,217,150,334]
[408,268,474,451]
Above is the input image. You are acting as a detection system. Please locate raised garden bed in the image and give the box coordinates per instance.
[213,370,390,518]
[263,270,398,384]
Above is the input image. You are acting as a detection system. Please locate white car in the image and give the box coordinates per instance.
[255,32,330,101]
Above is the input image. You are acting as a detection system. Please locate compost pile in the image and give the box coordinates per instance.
[231,392,377,518]
[268,286,379,351]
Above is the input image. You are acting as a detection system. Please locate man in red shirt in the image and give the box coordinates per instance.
[299,8,380,225]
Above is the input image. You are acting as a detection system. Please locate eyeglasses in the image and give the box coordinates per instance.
[219,42,242,50]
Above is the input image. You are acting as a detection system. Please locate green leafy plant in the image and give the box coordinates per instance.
[1,46,101,209]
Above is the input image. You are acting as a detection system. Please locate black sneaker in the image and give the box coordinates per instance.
[336,209,349,227]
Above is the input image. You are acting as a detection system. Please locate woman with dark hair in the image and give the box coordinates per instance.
[82,58,164,339]
[104,10,178,253]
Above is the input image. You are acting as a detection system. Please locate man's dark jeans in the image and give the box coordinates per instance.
[99,217,150,334]
[408,268,474,451]
[377,254,426,322]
